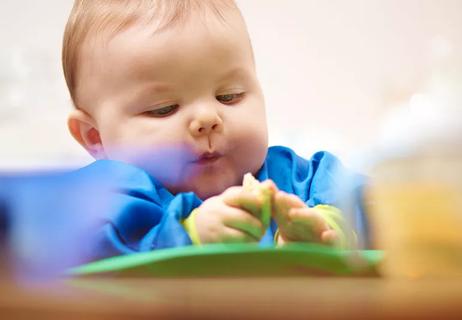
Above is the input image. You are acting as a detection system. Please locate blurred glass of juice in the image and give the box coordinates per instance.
[366,75,462,277]
[367,153,462,278]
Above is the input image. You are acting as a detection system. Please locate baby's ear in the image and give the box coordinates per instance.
[68,109,106,159]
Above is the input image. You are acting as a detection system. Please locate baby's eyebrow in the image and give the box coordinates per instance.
[219,67,249,81]
[133,82,174,97]
[144,82,174,93]
[118,82,175,109]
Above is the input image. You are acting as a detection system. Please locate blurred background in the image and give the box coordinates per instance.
[0,0,461,169]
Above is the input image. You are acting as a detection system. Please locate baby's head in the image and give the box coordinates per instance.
[63,0,268,199]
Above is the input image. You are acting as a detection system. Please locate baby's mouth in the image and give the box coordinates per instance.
[192,151,223,165]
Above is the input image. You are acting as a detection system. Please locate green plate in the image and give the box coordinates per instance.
[68,243,383,278]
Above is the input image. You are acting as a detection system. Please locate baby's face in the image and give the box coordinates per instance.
[76,11,268,199]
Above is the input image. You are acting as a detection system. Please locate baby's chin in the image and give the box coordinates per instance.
[168,173,240,200]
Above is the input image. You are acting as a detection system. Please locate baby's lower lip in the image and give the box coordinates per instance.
[193,155,222,165]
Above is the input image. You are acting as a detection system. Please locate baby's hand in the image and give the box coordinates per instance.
[273,191,338,246]
[193,186,267,244]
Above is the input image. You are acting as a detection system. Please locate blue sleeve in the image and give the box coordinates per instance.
[73,160,203,260]
[257,146,370,247]
[258,146,345,205]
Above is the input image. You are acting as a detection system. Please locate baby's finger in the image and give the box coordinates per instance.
[321,229,338,246]
[223,188,262,217]
[274,191,305,218]
[289,207,329,235]
[260,179,278,194]
[221,227,259,243]
[281,192,305,208]
[223,207,264,240]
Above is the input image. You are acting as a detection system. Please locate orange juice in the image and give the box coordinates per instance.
[367,155,462,278]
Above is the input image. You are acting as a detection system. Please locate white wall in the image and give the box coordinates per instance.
[0,0,80,168]
[1,0,461,169]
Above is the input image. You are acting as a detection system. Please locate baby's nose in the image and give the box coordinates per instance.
[189,114,223,137]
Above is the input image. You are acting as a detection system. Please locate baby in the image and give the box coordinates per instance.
[63,0,361,258]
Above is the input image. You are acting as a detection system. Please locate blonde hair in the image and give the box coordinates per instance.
[62,0,239,106]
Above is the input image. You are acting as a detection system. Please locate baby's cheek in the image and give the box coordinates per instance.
[236,131,267,172]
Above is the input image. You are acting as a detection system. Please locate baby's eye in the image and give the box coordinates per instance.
[144,104,179,117]
[216,92,245,105]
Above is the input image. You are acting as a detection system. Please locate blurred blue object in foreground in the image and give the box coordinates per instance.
[0,169,115,281]
[0,148,372,281]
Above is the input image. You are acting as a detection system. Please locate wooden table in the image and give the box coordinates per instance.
[2,276,462,319]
